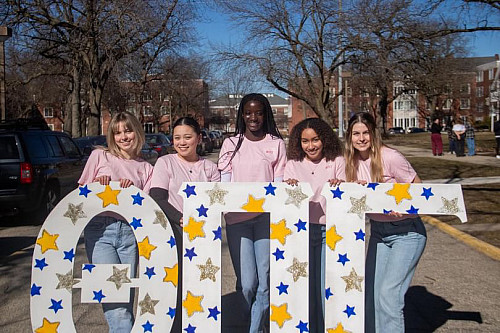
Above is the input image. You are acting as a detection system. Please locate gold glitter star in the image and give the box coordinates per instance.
[270,219,292,245]
[270,303,292,328]
[386,183,412,205]
[163,263,178,287]
[326,225,343,251]
[153,209,169,229]
[438,197,461,214]
[182,290,204,317]
[106,266,131,290]
[56,269,80,292]
[347,195,371,218]
[36,229,59,254]
[63,202,86,225]
[184,217,206,241]
[138,236,157,260]
[241,194,265,212]
[327,322,352,333]
[197,257,220,282]
[285,186,308,208]
[35,318,60,333]
[139,293,159,315]
[341,267,364,292]
[206,183,228,205]
[96,185,121,208]
[286,257,308,282]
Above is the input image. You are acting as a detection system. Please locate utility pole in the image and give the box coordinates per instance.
[0,27,12,121]
[337,0,344,138]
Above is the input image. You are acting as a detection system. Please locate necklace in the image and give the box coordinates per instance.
[307,159,322,175]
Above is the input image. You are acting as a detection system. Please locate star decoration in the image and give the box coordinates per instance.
[296,320,309,333]
[183,184,197,198]
[325,287,333,300]
[208,306,221,321]
[212,226,222,241]
[272,247,285,261]
[347,195,371,218]
[294,219,307,232]
[242,194,265,212]
[142,320,154,332]
[331,187,344,199]
[163,263,178,287]
[184,217,206,241]
[383,209,393,215]
[63,203,86,225]
[205,183,228,205]
[421,187,434,200]
[406,205,419,214]
[183,291,204,317]
[184,247,197,261]
[184,324,196,333]
[341,267,364,292]
[107,266,131,290]
[367,183,379,191]
[386,183,412,205]
[286,257,308,282]
[338,253,350,266]
[438,197,461,214]
[36,229,59,254]
[270,303,292,328]
[197,257,220,282]
[139,293,160,315]
[31,283,42,296]
[326,225,343,251]
[153,210,169,229]
[83,264,95,273]
[167,307,176,318]
[196,204,209,217]
[96,185,121,207]
[35,318,60,333]
[167,236,176,248]
[130,217,143,230]
[138,236,157,260]
[63,248,75,262]
[34,258,48,271]
[144,267,156,279]
[264,183,277,195]
[131,192,144,205]
[343,305,356,318]
[285,186,308,208]
[48,299,63,313]
[327,322,352,333]
[79,185,92,197]
[270,219,292,245]
[354,229,365,241]
[56,269,80,292]
[93,290,106,303]
[276,282,289,295]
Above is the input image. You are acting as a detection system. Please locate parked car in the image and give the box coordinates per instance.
[209,130,223,149]
[145,133,175,156]
[0,118,86,218]
[407,127,426,133]
[200,129,214,153]
[388,127,405,135]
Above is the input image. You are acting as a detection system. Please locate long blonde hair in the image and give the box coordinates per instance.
[106,111,145,159]
[344,112,384,182]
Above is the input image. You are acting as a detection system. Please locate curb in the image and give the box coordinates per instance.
[422,215,500,261]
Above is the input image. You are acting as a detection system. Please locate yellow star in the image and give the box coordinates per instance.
[183,217,206,241]
[96,185,121,207]
[270,303,292,328]
[36,229,59,254]
[326,225,343,251]
[386,183,412,205]
[327,322,352,333]
[138,236,157,260]
[163,263,178,287]
[182,290,204,317]
[270,219,292,245]
[35,318,60,333]
[241,194,265,212]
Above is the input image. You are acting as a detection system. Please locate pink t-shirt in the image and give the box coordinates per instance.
[150,154,220,212]
[285,157,346,224]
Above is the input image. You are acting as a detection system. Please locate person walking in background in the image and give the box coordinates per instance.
[218,93,287,333]
[344,112,426,333]
[453,119,466,157]
[446,120,455,154]
[465,117,476,156]
[284,118,345,333]
[430,117,443,156]
[494,118,500,159]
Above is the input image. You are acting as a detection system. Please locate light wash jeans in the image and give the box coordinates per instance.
[466,137,475,156]
[309,224,326,333]
[226,213,270,333]
[365,217,427,333]
[84,215,138,333]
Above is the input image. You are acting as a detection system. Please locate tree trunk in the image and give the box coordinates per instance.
[71,65,82,137]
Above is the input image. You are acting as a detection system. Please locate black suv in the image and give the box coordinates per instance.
[0,119,86,219]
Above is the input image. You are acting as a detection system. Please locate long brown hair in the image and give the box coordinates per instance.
[106,111,145,159]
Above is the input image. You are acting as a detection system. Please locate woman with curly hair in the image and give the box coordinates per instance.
[284,118,345,333]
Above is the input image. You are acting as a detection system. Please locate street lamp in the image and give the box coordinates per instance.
[0,26,12,121]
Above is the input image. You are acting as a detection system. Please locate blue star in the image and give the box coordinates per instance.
[83,264,95,273]
[167,236,176,248]
[196,204,209,217]
[367,183,379,190]
[31,283,42,296]
[130,217,143,230]
[272,247,285,261]
[208,306,221,321]
[144,267,156,279]
[330,187,344,199]
[354,229,366,241]
[406,205,419,214]
[337,253,350,266]
[294,219,307,232]
[93,290,106,303]
[34,258,48,271]
[184,324,196,333]
[325,287,333,300]
[183,184,196,198]
[131,192,145,205]
[343,304,356,318]
[167,307,176,319]
[421,187,434,200]
[63,248,75,262]
[212,226,222,241]
[142,320,154,332]
[296,320,309,332]
[49,299,63,313]
[79,185,92,197]
[383,209,393,215]
[264,183,277,195]
[184,247,197,261]
[276,282,289,295]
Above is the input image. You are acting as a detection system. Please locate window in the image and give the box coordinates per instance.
[143,92,152,102]
[272,108,277,115]
[460,83,471,94]
[489,69,494,80]
[128,94,136,102]
[143,106,153,116]
[443,99,452,109]
[59,136,80,157]
[47,124,54,130]
[144,123,153,133]
[46,136,64,157]
[160,106,168,115]
[477,71,484,82]
[44,107,54,118]
[476,86,484,97]
[126,106,136,114]
[460,98,470,109]
[224,109,230,116]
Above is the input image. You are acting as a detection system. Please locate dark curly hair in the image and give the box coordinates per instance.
[287,118,343,161]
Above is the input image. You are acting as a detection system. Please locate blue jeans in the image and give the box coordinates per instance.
[309,224,326,333]
[466,137,475,156]
[84,215,138,333]
[226,213,270,333]
[365,218,427,333]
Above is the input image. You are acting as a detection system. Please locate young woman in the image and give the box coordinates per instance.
[78,111,153,332]
[345,112,427,333]
[218,93,286,333]
[149,117,220,332]
[430,117,443,156]
[284,118,345,333]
